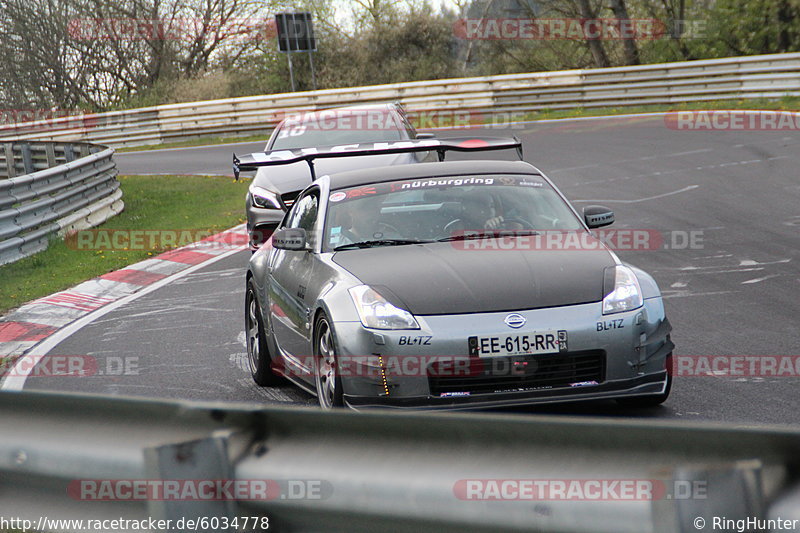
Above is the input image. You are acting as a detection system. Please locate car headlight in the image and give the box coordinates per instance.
[249,185,282,209]
[348,285,420,330]
[602,265,643,315]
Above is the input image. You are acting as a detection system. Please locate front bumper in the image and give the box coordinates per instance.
[246,202,285,249]
[345,371,668,410]
[332,297,672,410]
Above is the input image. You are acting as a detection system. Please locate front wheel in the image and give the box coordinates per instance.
[245,279,281,386]
[313,314,344,409]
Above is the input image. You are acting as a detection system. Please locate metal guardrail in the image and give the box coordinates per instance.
[0,53,799,148]
[0,142,123,265]
[0,390,799,532]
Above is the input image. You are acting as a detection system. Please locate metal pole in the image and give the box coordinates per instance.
[308,50,317,91]
[280,13,296,92]
[305,14,317,91]
[287,52,296,92]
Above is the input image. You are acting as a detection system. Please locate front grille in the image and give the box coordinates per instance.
[250,224,277,248]
[428,351,605,396]
[281,191,300,209]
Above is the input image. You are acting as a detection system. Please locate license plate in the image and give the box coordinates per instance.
[468,330,568,357]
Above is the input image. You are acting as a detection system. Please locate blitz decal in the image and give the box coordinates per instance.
[398,335,432,346]
[597,319,624,331]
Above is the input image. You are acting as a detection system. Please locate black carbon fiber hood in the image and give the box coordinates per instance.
[333,240,615,315]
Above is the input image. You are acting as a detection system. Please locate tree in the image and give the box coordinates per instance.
[0,0,276,110]
[609,0,640,64]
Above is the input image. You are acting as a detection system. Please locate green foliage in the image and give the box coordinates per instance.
[684,0,800,58]
[317,10,458,88]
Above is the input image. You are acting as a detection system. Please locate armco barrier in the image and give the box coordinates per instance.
[0,53,799,147]
[0,142,123,265]
[0,390,799,532]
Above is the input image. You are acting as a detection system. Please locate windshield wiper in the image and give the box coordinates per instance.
[436,230,540,243]
[333,239,432,251]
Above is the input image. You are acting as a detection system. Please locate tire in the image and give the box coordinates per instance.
[245,279,280,386]
[313,313,344,409]
[616,352,672,408]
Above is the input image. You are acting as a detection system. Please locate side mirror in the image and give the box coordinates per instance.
[272,228,308,251]
[583,206,615,228]
[416,132,436,139]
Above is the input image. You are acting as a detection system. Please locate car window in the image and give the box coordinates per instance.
[287,190,319,233]
[324,175,585,251]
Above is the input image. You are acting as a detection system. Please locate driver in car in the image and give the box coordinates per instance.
[330,199,402,247]
[461,193,527,231]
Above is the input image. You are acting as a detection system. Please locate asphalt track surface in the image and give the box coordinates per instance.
[23,115,800,424]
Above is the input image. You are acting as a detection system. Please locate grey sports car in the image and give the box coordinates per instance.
[241,138,673,410]
[245,103,430,250]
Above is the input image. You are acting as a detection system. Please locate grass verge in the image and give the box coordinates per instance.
[0,175,250,315]
[116,96,800,153]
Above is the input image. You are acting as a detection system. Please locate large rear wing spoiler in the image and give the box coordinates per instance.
[232,136,523,181]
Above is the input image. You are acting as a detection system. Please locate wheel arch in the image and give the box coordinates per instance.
[310,301,348,367]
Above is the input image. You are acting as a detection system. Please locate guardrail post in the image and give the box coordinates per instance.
[652,460,765,531]
[144,436,236,530]
[21,143,33,174]
[45,144,56,167]
[2,143,15,178]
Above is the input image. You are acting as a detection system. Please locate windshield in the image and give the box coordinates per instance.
[324,175,584,251]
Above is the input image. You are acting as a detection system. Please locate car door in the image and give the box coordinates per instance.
[268,188,320,363]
